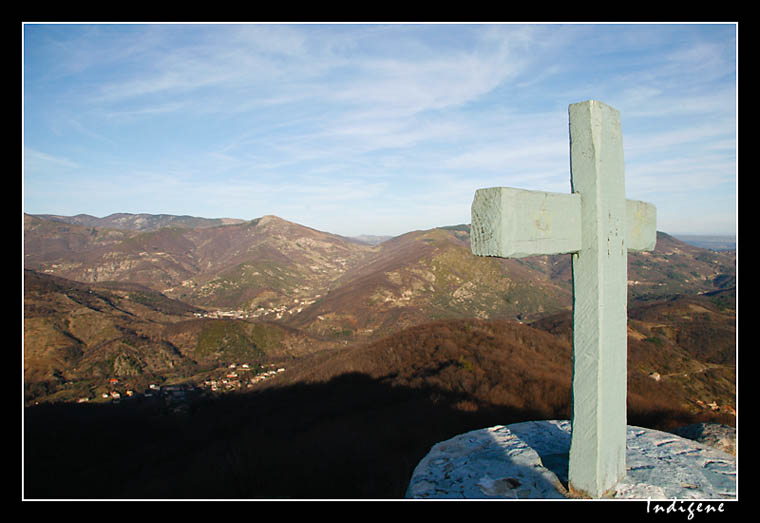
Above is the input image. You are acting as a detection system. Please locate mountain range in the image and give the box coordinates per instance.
[23,212,735,328]
[29,212,247,231]
[23,212,735,408]
[22,212,737,498]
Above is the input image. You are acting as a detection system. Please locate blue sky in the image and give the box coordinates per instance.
[23,23,737,237]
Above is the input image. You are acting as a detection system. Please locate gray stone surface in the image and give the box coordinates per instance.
[405,420,736,500]
[675,423,736,456]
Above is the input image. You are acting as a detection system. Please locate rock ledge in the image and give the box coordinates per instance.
[405,420,736,499]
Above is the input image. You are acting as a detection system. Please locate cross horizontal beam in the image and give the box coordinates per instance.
[471,187,656,259]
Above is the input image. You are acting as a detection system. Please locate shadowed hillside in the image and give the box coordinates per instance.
[25,372,532,499]
[280,318,574,419]
[25,312,734,499]
[531,290,736,423]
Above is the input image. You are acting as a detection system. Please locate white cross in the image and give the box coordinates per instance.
[470,100,656,498]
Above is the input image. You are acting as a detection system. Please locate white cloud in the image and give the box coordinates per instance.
[24,147,80,170]
[23,23,737,236]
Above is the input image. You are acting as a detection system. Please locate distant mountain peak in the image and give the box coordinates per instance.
[255,214,285,225]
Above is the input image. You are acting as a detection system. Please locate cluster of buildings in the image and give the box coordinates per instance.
[694,399,736,417]
[192,294,322,321]
[88,380,197,405]
[201,363,286,392]
[73,363,287,407]
[194,310,249,319]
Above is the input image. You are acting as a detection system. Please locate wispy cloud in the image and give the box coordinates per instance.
[23,23,737,236]
[24,147,80,170]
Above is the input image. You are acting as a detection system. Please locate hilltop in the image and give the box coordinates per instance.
[24,213,375,314]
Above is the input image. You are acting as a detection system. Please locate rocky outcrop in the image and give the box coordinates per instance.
[406,421,737,499]
[674,423,736,456]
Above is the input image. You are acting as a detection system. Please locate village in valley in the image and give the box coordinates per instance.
[193,296,322,321]
[75,362,287,412]
[202,363,286,393]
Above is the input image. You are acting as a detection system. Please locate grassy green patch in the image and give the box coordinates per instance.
[248,322,284,351]
[195,320,266,363]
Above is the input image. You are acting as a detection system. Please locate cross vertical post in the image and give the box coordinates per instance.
[567,100,628,498]
[469,100,656,498]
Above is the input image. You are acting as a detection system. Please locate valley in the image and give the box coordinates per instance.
[22,212,737,498]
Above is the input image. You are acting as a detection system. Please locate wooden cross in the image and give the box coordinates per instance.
[470,100,656,498]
